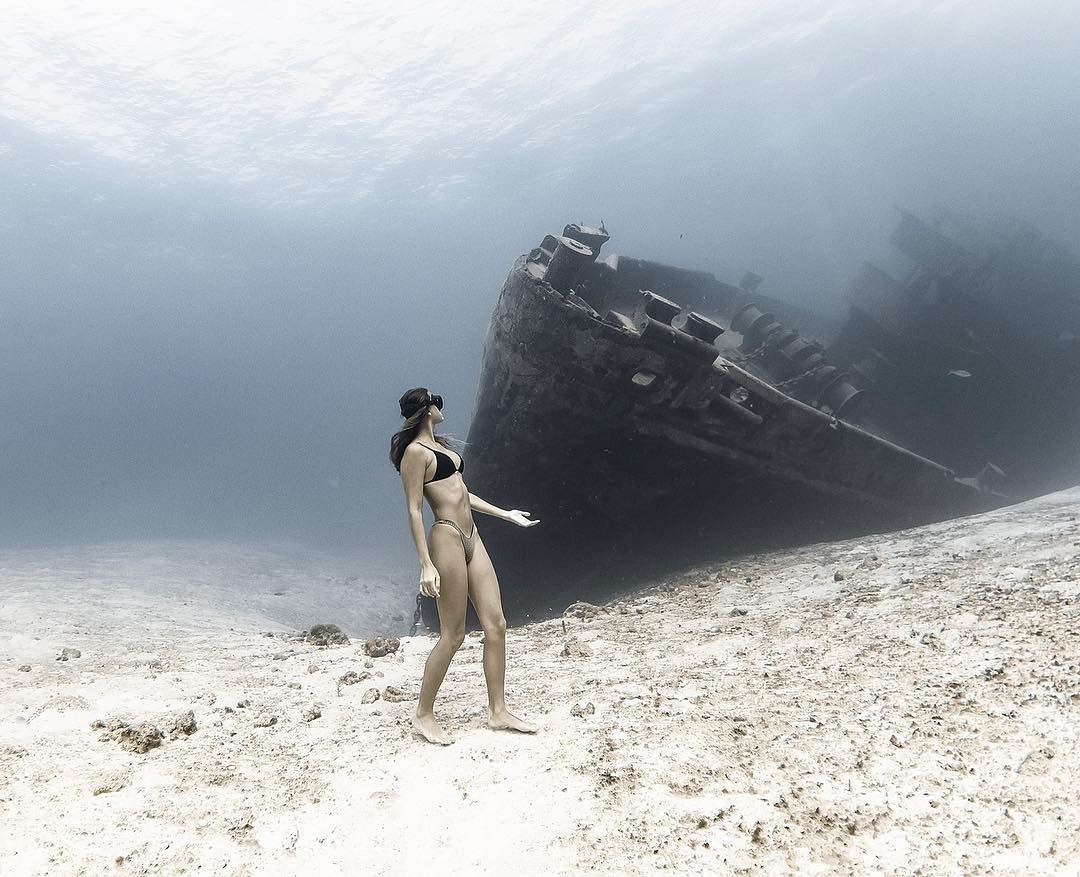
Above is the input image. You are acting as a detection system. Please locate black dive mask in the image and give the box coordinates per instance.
[400,391,443,419]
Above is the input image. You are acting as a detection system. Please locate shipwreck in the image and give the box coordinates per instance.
[439,213,1079,627]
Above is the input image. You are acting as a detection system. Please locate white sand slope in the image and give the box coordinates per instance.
[2,488,1079,875]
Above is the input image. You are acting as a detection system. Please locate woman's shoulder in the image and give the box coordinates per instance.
[401,441,431,464]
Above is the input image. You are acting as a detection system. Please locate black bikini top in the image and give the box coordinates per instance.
[418,442,464,484]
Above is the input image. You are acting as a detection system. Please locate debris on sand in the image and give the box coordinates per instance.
[303,624,350,647]
[382,686,413,703]
[563,601,602,619]
[91,773,128,796]
[363,636,400,657]
[93,718,164,754]
[560,637,593,659]
[162,710,197,740]
[338,670,370,686]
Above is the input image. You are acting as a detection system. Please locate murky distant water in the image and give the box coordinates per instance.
[3,2,1079,575]
[0,540,414,637]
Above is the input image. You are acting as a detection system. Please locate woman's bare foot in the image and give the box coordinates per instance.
[412,712,454,745]
[487,709,538,733]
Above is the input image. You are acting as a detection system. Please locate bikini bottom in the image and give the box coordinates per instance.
[432,519,477,564]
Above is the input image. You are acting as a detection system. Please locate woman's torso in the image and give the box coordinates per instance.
[414,440,473,527]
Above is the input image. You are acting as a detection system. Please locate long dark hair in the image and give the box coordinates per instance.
[389,387,453,472]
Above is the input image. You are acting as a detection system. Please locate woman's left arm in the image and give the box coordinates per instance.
[468,493,510,520]
[468,493,540,527]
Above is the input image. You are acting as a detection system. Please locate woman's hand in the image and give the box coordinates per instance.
[420,561,441,598]
[505,509,540,527]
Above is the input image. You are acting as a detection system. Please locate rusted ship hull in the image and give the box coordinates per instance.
[462,226,1003,623]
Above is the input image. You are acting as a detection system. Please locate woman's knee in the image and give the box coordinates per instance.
[482,614,507,638]
[439,627,467,649]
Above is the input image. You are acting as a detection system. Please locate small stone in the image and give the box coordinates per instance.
[729,606,749,617]
[101,720,164,754]
[253,713,278,728]
[364,659,374,669]
[162,709,197,739]
[361,688,380,704]
[286,681,302,690]
[307,664,319,674]
[564,601,602,620]
[364,636,401,658]
[382,686,413,703]
[338,670,370,686]
[17,665,31,672]
[560,637,593,659]
[227,810,254,833]
[303,624,350,647]
[570,702,595,717]
[91,773,127,796]
[833,571,845,582]
[56,647,81,662]
[236,699,251,709]
[301,703,322,722]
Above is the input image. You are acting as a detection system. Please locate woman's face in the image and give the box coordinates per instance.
[429,404,444,424]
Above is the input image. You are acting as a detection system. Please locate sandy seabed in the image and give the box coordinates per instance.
[2,488,1079,876]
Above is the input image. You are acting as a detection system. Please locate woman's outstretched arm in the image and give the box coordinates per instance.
[467,493,511,520]
[469,493,540,527]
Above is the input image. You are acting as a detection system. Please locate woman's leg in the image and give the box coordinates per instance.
[412,524,469,745]
[466,534,537,733]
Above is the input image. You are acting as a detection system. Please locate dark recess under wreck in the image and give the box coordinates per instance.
[431,213,1080,630]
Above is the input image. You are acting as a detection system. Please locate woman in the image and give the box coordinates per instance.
[390,387,540,745]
